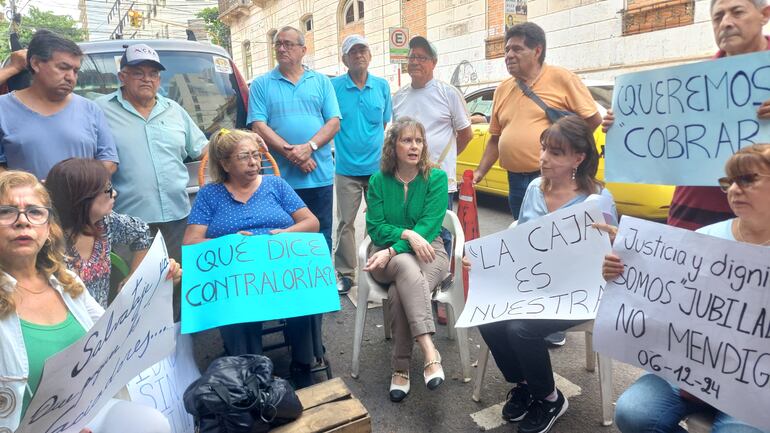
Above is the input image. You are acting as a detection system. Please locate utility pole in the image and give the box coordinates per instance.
[108,0,136,40]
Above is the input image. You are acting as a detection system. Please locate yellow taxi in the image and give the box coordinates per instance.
[458,83,675,220]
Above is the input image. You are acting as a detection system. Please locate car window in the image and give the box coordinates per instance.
[76,50,246,136]
[466,90,494,118]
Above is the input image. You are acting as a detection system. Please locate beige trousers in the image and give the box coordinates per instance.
[368,237,449,372]
[334,174,370,282]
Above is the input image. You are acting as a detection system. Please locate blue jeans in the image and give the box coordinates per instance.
[296,185,333,252]
[507,171,540,219]
[615,374,767,433]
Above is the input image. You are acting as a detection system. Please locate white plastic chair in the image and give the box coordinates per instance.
[470,220,614,426]
[350,210,472,382]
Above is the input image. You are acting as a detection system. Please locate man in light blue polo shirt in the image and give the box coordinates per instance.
[249,26,341,253]
[96,44,207,263]
[330,35,392,295]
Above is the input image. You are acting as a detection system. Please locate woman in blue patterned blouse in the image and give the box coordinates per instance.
[184,128,320,388]
[46,158,159,307]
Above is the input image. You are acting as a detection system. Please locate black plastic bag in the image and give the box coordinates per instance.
[183,355,303,433]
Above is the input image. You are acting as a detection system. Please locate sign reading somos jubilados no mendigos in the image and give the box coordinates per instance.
[456,201,612,328]
[180,232,340,334]
[605,51,770,186]
[594,217,770,431]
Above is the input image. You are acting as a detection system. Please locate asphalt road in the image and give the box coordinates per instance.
[191,191,644,433]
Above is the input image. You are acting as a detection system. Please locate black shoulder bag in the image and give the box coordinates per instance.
[517,78,575,124]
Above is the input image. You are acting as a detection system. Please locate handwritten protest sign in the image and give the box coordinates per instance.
[594,217,770,430]
[456,202,612,328]
[127,324,199,433]
[18,234,175,433]
[606,51,770,186]
[181,232,340,334]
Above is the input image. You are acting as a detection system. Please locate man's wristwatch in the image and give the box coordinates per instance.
[308,140,318,151]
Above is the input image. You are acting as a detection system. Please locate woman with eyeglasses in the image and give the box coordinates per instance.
[45,158,166,308]
[605,144,770,433]
[183,129,321,388]
[0,170,173,433]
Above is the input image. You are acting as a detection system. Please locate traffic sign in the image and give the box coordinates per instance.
[389,27,409,64]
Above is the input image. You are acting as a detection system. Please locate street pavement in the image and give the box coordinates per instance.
[191,191,644,433]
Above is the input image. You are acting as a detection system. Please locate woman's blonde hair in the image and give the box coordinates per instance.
[380,117,432,179]
[724,144,770,178]
[207,129,265,183]
[0,171,84,318]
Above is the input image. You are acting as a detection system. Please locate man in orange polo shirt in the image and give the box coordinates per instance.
[473,22,601,220]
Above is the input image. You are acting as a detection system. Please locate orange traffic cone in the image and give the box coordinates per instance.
[457,170,480,299]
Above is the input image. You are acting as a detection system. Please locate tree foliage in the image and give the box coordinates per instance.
[0,7,87,60]
[196,7,231,54]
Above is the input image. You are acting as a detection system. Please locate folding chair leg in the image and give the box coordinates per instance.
[472,342,490,402]
[585,331,596,372]
[598,354,614,426]
[351,280,370,379]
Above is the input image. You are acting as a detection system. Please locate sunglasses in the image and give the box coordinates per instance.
[718,173,770,192]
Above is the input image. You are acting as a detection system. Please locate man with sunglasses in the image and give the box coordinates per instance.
[96,44,207,264]
[603,0,770,231]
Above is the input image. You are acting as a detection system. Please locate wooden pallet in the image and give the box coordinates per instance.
[272,377,371,433]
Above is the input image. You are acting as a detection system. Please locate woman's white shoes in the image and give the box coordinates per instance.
[423,351,445,390]
[389,371,410,402]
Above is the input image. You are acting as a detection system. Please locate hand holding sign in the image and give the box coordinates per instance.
[605,51,770,186]
[594,217,770,430]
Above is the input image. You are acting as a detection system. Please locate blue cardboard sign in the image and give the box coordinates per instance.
[180,232,340,334]
[606,51,770,186]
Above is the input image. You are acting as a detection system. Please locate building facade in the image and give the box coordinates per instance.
[220,0,766,92]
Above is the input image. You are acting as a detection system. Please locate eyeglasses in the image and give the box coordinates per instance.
[274,40,303,50]
[126,69,161,80]
[104,183,115,197]
[231,151,262,162]
[0,205,52,226]
[718,173,770,192]
[407,55,432,63]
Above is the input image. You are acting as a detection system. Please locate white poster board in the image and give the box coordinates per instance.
[18,234,176,433]
[127,324,200,433]
[594,217,770,431]
[456,201,612,328]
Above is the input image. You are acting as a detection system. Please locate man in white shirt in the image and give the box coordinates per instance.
[392,36,472,252]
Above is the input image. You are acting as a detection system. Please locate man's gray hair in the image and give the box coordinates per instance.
[274,26,305,46]
[711,0,768,11]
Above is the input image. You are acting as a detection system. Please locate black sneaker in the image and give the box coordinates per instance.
[545,331,566,346]
[502,383,533,422]
[337,276,352,295]
[518,389,569,433]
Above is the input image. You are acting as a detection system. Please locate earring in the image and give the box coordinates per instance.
[571,168,577,180]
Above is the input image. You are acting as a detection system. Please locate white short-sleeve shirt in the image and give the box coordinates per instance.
[392,79,471,192]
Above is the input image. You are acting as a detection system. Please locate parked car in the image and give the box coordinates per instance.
[2,39,250,193]
[459,82,675,220]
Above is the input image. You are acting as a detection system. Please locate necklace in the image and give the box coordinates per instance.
[736,219,770,246]
[395,170,417,185]
[16,281,48,295]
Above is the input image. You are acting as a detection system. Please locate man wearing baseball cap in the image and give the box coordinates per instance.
[392,35,472,253]
[330,35,392,295]
[96,43,207,268]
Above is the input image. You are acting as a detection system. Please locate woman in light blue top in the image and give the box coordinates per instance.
[476,115,618,433]
[606,144,770,433]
